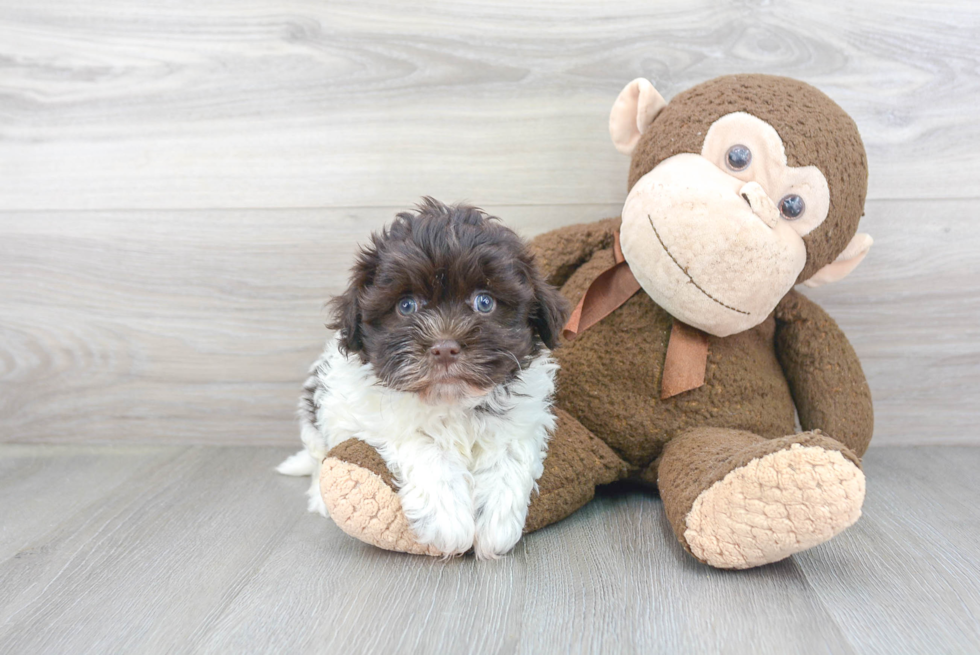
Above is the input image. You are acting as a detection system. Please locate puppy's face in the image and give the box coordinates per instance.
[330,199,568,404]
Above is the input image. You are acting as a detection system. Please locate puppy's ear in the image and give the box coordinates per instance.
[529,271,570,350]
[328,241,380,355]
[328,284,363,354]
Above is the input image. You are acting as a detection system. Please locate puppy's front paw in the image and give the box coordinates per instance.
[399,481,475,556]
[473,503,526,560]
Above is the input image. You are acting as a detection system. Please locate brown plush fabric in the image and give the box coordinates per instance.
[527,209,873,559]
[552,259,798,475]
[775,290,875,457]
[561,229,640,341]
[657,427,861,556]
[529,216,621,288]
[628,74,868,282]
[327,438,397,490]
[524,408,630,534]
[557,234,619,302]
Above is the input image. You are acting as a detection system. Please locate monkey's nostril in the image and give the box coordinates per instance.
[741,193,751,206]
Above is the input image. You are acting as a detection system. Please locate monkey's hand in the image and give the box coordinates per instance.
[528,217,622,288]
[775,290,874,458]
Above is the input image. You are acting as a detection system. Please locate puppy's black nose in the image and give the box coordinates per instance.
[430,340,461,364]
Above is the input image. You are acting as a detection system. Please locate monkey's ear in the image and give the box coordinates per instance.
[609,78,667,156]
[803,233,873,288]
[530,274,571,350]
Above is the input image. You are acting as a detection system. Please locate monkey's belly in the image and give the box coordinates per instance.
[553,292,797,472]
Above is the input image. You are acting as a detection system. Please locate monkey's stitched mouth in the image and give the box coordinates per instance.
[646,214,750,316]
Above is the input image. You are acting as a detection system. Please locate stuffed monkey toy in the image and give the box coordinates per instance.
[319,74,874,569]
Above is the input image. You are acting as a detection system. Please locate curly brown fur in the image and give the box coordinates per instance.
[329,197,569,402]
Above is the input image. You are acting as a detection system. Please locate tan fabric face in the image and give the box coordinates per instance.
[701,113,831,238]
[620,153,806,337]
[626,75,869,282]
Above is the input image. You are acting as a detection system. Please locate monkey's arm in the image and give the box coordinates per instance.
[774,290,874,458]
[528,217,622,288]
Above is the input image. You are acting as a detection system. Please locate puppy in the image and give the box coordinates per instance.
[278,198,569,559]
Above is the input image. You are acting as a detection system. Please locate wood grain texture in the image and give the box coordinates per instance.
[2,199,976,447]
[0,445,977,654]
[0,444,178,561]
[0,446,305,654]
[795,447,980,652]
[0,0,978,211]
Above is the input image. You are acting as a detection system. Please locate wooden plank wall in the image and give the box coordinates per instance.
[1,0,977,446]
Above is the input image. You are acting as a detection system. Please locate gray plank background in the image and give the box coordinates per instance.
[1,0,978,447]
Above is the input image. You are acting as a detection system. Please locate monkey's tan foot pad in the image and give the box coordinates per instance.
[684,443,865,569]
[319,456,443,557]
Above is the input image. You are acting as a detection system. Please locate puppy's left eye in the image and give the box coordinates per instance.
[472,293,495,313]
[397,297,419,316]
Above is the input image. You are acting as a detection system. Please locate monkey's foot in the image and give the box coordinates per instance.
[320,442,442,557]
[683,442,865,569]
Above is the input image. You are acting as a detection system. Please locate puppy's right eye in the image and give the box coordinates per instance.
[396,297,418,316]
[472,293,495,314]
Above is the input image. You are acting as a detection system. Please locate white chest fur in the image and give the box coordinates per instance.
[307,338,555,464]
[299,337,559,558]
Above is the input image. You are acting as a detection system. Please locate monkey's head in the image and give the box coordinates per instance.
[610,74,872,337]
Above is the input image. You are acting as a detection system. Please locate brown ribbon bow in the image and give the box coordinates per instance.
[561,231,710,399]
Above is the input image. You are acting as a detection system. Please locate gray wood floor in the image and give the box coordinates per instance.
[0,445,977,654]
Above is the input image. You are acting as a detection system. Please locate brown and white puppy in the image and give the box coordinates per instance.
[278,198,569,558]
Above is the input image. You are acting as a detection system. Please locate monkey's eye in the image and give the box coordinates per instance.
[472,293,495,314]
[778,194,806,220]
[396,297,419,316]
[725,145,752,171]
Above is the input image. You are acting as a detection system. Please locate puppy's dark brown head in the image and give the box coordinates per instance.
[329,198,568,403]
